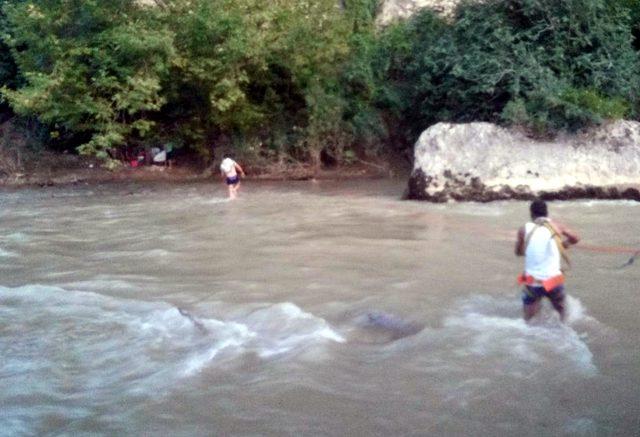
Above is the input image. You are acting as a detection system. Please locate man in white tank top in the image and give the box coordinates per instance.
[219,154,245,200]
[515,199,579,322]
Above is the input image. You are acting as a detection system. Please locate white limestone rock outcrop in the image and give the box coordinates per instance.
[376,0,477,25]
[407,121,640,202]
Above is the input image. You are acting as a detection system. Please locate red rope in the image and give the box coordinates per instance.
[576,244,639,254]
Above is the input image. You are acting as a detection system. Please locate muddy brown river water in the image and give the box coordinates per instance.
[1,180,638,436]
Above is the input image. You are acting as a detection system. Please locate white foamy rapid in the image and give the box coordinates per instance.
[0,247,16,257]
[203,197,232,205]
[0,285,343,403]
[2,232,30,243]
[442,295,598,377]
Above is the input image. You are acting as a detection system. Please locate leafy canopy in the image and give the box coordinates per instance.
[1,0,640,163]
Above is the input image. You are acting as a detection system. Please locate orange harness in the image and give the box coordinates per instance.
[517,273,565,292]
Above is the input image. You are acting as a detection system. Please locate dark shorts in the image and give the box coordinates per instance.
[522,284,565,306]
[226,175,239,185]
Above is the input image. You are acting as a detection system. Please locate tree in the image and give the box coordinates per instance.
[376,0,639,138]
[1,0,174,159]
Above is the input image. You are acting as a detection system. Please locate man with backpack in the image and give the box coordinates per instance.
[515,199,580,322]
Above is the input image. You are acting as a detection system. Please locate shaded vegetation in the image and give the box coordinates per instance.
[372,0,639,138]
[0,0,638,169]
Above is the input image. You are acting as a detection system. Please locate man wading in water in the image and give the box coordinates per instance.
[219,154,245,200]
[515,199,580,322]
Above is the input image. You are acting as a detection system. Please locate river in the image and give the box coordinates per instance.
[1,179,638,436]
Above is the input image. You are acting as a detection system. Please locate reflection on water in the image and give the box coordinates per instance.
[0,180,638,436]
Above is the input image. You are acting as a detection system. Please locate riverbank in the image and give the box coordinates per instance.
[0,153,405,189]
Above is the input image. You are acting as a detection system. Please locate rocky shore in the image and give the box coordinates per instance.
[407,121,640,202]
[0,158,396,189]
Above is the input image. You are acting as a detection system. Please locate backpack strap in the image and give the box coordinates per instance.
[532,218,571,270]
[523,223,541,252]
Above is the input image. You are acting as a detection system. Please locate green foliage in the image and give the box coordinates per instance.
[376,0,639,137]
[1,0,173,157]
[158,0,355,162]
[254,0,352,164]
[0,0,639,166]
[611,0,640,48]
[503,87,631,134]
[0,38,17,91]
[343,0,379,32]
[157,0,260,157]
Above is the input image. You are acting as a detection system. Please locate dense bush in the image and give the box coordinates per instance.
[1,1,174,159]
[159,0,355,164]
[0,0,357,164]
[375,0,640,137]
[0,0,639,166]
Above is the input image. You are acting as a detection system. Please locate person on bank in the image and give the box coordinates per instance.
[515,199,580,322]
[219,155,245,199]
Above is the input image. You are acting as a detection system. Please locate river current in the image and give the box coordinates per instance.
[1,179,638,436]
